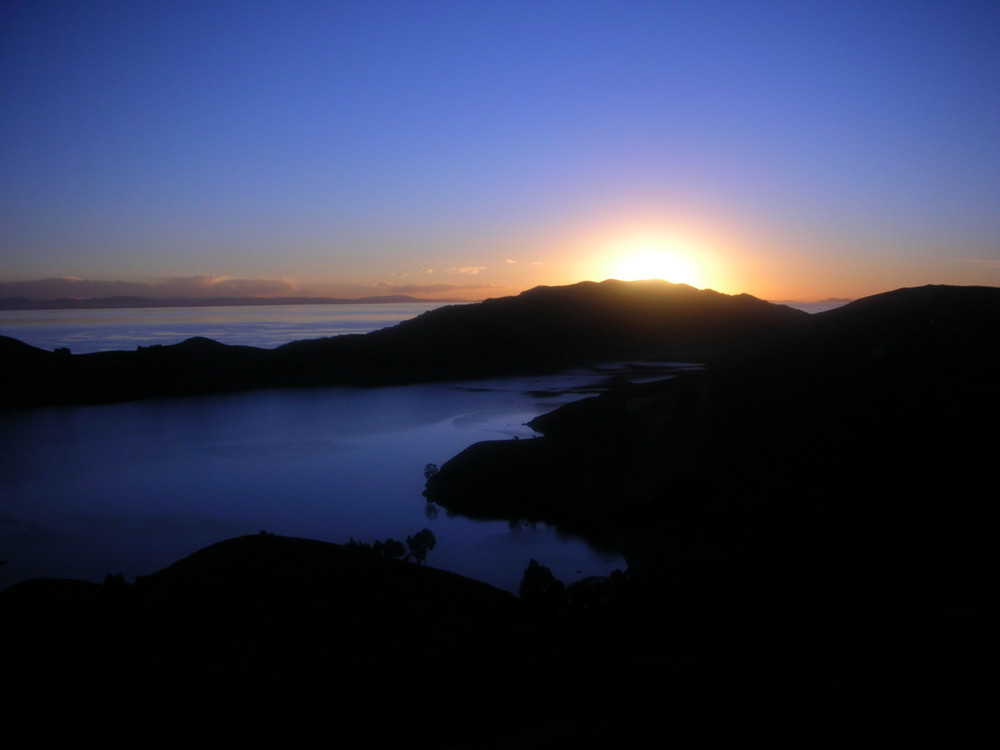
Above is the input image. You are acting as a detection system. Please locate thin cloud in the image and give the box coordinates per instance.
[0,277,151,299]
[163,276,302,297]
[370,281,504,297]
[445,266,487,275]
[0,275,304,300]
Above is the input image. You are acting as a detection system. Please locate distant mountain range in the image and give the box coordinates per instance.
[767,296,853,313]
[1,279,996,409]
[0,294,459,310]
[0,290,851,313]
[1,279,808,407]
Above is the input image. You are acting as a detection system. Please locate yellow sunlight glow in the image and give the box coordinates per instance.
[608,239,702,287]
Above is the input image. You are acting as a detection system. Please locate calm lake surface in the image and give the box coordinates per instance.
[0,302,451,353]
[0,304,681,593]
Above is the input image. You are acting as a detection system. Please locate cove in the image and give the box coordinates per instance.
[0,363,682,593]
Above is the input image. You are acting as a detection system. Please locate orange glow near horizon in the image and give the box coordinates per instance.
[496,218,916,303]
[592,233,712,290]
[612,249,698,286]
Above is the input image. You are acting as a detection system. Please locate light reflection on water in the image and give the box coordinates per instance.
[0,366,684,594]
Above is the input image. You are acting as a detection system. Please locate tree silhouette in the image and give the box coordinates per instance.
[406,528,436,565]
[382,538,405,559]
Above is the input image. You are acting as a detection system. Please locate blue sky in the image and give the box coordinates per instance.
[2,0,998,301]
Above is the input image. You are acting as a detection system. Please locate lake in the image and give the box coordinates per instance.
[0,302,453,353]
[0,304,685,593]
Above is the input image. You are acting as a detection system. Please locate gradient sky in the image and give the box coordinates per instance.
[2,0,998,302]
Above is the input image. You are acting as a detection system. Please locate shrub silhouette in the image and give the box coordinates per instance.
[519,559,565,610]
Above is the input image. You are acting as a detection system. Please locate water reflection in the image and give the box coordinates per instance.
[0,363,685,593]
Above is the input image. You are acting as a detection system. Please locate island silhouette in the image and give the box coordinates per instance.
[3,279,998,745]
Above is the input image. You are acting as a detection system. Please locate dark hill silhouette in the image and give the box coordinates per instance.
[11,532,880,746]
[4,527,992,745]
[427,282,1000,536]
[421,283,1000,745]
[1,534,529,745]
[274,279,809,383]
[1,279,809,408]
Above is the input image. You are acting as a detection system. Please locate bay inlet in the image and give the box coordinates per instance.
[0,303,680,592]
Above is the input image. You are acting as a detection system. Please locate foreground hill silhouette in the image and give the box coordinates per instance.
[6,532,896,746]
[1,534,529,744]
[1,279,807,408]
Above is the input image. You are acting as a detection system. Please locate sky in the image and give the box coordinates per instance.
[2,0,998,302]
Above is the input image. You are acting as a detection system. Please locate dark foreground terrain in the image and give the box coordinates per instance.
[423,283,1000,745]
[4,282,999,744]
[2,528,994,746]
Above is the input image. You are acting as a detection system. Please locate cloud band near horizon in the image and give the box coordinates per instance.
[0,275,506,301]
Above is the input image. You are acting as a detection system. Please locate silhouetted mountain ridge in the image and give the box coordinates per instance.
[425,282,1000,591]
[1,278,809,407]
[4,280,997,409]
[429,282,1000,499]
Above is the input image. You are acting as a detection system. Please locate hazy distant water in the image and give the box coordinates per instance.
[0,304,687,593]
[0,302,451,353]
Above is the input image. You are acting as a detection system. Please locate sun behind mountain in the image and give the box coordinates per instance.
[607,239,703,287]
